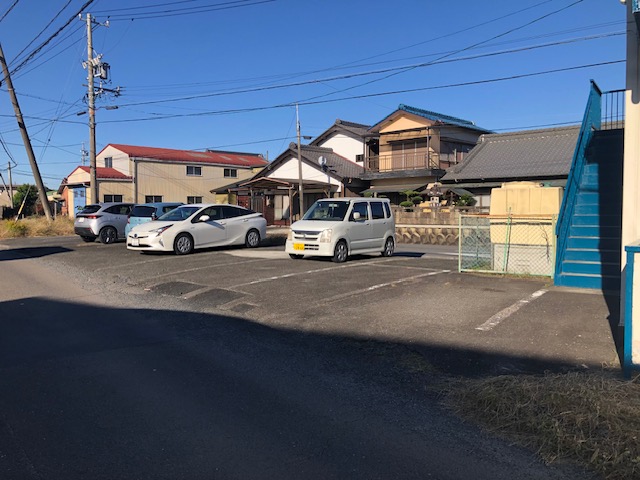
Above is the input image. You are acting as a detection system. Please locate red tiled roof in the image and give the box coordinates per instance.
[78,166,132,180]
[104,144,268,168]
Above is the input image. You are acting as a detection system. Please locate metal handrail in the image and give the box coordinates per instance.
[555,81,603,273]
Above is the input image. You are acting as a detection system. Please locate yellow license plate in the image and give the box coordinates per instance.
[293,243,304,251]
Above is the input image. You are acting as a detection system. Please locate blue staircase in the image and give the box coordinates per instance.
[554,82,624,291]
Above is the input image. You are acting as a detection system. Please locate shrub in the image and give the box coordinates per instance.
[400,200,414,209]
[411,196,423,205]
[3,220,28,237]
[455,194,476,207]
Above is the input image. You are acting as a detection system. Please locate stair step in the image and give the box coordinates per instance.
[575,191,621,205]
[571,215,621,227]
[561,260,620,275]
[567,236,620,250]
[569,226,621,239]
[554,272,621,290]
[564,248,620,262]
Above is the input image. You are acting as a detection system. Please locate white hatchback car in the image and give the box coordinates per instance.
[285,197,395,263]
[127,203,267,255]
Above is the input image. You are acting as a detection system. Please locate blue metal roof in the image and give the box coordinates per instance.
[370,104,492,134]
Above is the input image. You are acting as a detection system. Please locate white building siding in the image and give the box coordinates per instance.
[316,134,364,164]
[97,146,131,174]
[266,157,342,191]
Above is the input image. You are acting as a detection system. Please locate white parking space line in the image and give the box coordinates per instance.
[476,289,548,332]
[231,258,397,288]
[317,269,451,305]
[152,257,269,280]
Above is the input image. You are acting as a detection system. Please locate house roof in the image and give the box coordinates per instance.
[310,119,372,146]
[78,166,132,180]
[440,125,580,184]
[104,144,268,168]
[370,104,492,134]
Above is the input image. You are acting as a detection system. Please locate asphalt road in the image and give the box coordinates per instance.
[0,235,608,479]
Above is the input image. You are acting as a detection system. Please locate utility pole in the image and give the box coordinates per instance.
[81,14,118,204]
[0,42,52,220]
[8,161,13,207]
[296,104,304,219]
[84,13,98,204]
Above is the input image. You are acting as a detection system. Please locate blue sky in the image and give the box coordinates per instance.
[0,0,627,188]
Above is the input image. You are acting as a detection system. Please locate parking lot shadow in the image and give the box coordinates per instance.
[0,245,73,261]
[0,296,600,479]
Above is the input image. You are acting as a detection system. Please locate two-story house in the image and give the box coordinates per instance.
[60,144,267,216]
[362,104,492,203]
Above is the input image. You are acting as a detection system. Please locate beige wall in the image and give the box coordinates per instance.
[0,189,12,207]
[134,160,255,204]
[97,146,133,175]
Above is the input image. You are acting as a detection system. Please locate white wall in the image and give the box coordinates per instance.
[267,156,342,191]
[97,146,132,175]
[315,134,363,164]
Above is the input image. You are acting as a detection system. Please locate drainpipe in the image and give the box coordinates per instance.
[133,157,138,203]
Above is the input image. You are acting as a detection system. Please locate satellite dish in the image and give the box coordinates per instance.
[318,156,327,167]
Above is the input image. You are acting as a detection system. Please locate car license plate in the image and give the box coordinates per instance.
[131,238,139,246]
[78,217,84,223]
[293,243,304,251]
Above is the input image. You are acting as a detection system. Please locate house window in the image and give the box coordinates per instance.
[104,194,123,202]
[187,196,203,204]
[224,168,238,178]
[145,195,163,203]
[104,156,113,168]
[187,165,202,176]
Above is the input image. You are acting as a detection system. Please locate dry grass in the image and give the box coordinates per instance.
[0,216,74,239]
[441,370,640,479]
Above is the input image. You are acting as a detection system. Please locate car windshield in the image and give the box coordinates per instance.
[158,205,200,221]
[79,205,101,214]
[303,200,349,221]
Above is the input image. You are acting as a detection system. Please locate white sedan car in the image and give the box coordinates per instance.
[126,203,267,255]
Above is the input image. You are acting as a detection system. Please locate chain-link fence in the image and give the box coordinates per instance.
[459,215,556,277]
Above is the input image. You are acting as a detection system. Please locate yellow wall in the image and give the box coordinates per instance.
[134,161,255,204]
[489,182,562,245]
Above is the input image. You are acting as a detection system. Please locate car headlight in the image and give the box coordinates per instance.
[149,224,174,235]
[318,229,332,243]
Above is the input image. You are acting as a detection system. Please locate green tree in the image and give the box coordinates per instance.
[13,184,39,215]
[455,193,476,207]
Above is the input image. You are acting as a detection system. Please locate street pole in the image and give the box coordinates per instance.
[0,42,52,220]
[85,13,98,204]
[296,104,304,219]
[8,161,14,207]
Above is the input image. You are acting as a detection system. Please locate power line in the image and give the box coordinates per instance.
[99,0,275,21]
[301,0,588,104]
[8,0,96,77]
[114,32,622,108]
[95,60,624,124]
[10,0,74,66]
[0,0,19,23]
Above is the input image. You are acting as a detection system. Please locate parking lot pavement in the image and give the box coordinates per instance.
[1,235,621,376]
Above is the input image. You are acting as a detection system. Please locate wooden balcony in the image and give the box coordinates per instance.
[364,152,463,173]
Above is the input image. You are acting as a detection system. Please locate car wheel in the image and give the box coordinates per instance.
[99,226,117,244]
[289,254,303,259]
[174,233,194,255]
[332,240,348,263]
[382,237,395,257]
[80,236,95,243]
[245,229,261,248]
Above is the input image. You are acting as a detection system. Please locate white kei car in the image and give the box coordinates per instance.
[127,203,267,255]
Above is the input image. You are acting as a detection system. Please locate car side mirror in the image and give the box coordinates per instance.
[151,213,158,220]
[199,215,210,222]
[351,212,361,221]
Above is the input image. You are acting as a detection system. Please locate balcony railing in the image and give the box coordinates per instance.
[365,152,464,173]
